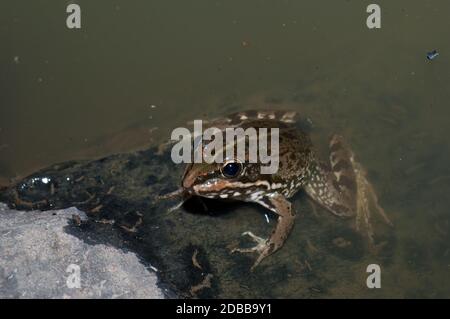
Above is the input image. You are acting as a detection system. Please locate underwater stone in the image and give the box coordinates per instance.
[0,203,164,299]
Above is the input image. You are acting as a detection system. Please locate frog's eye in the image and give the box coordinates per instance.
[221,161,243,178]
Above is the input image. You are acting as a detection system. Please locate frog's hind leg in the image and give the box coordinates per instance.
[333,135,393,244]
[305,134,392,244]
[351,159,393,244]
[304,135,357,218]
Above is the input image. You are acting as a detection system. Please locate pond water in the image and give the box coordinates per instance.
[1,0,449,298]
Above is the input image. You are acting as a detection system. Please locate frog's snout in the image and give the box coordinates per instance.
[182,170,197,189]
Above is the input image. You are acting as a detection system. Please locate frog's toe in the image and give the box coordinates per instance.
[166,201,184,213]
[353,161,393,245]
[231,231,271,271]
[231,232,267,253]
[242,231,266,245]
[250,246,272,271]
[231,244,270,271]
[156,188,184,200]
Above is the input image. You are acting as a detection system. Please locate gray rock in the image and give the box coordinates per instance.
[0,203,164,299]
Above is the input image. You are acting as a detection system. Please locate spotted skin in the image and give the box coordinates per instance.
[176,110,390,270]
[304,135,357,217]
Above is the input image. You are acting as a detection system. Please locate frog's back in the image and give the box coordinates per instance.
[236,114,314,192]
[241,117,312,162]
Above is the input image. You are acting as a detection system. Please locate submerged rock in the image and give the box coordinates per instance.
[0,147,218,298]
[0,203,164,299]
[0,145,398,298]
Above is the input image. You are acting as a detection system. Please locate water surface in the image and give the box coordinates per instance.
[1,0,449,298]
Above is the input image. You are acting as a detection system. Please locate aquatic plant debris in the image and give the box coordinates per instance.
[426,50,439,61]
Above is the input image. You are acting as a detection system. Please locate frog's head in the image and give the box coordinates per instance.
[178,118,285,201]
[182,159,271,201]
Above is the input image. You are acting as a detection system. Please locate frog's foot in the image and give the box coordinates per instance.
[333,134,393,246]
[166,200,185,213]
[231,231,271,271]
[352,160,393,246]
[232,231,267,252]
[231,194,295,271]
[155,188,189,213]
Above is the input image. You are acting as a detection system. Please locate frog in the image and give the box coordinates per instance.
[163,110,392,271]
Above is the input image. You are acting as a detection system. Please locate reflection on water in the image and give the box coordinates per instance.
[1,0,450,298]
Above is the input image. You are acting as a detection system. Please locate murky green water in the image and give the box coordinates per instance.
[1,1,450,298]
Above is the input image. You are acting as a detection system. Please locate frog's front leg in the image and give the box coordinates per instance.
[232,193,295,271]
